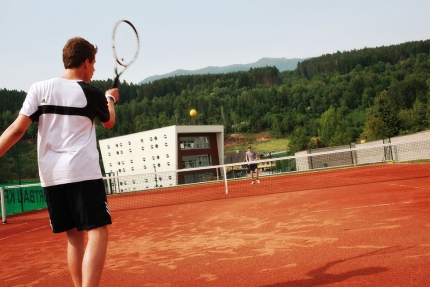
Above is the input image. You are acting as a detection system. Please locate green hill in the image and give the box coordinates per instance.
[2,39,430,183]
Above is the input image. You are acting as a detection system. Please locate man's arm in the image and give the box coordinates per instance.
[102,88,119,130]
[102,98,116,129]
[0,115,32,157]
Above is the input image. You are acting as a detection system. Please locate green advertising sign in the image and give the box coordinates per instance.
[0,185,46,216]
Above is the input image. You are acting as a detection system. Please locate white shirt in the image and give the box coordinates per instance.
[20,78,110,187]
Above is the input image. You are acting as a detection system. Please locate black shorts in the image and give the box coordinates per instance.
[44,179,112,233]
[247,164,258,171]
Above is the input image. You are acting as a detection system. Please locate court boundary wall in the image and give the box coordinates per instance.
[295,130,430,171]
[3,130,430,223]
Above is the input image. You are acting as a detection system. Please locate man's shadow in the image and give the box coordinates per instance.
[261,246,413,287]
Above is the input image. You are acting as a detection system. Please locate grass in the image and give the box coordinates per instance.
[225,139,289,153]
[224,133,289,154]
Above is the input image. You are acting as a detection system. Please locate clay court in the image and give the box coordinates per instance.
[1,164,430,286]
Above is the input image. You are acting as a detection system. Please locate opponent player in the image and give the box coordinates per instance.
[245,145,260,184]
[0,37,118,287]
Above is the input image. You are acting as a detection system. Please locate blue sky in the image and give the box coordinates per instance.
[1,0,429,92]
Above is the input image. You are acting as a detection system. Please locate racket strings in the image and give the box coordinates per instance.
[113,22,139,66]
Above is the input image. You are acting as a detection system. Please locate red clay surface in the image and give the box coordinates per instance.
[1,164,430,286]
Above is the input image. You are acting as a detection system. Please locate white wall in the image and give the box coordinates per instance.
[99,125,224,192]
[295,130,430,171]
[390,130,430,162]
[99,126,178,192]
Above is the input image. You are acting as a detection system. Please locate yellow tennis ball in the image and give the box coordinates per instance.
[190,109,197,117]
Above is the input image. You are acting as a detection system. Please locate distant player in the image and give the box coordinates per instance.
[245,145,260,184]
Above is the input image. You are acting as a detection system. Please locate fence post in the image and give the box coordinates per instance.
[1,187,6,224]
[388,138,394,161]
[350,143,357,166]
[309,149,314,169]
[223,167,228,195]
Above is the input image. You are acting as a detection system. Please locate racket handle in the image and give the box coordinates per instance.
[112,76,119,88]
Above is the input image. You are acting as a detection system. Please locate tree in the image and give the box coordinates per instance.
[318,106,337,146]
[411,99,427,130]
[269,115,282,138]
[362,115,387,141]
[318,106,350,146]
[0,150,18,183]
[288,127,309,153]
[362,91,400,140]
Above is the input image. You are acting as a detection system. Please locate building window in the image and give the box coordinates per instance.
[181,154,212,169]
[179,136,210,150]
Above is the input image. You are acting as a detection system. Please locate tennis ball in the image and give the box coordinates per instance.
[190,109,197,117]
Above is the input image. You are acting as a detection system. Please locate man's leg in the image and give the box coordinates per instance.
[66,228,85,287]
[255,168,260,183]
[82,225,109,287]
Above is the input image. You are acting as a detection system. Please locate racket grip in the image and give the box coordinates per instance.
[112,76,119,88]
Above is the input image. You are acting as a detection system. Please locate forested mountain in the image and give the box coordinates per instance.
[0,89,26,113]
[298,40,430,78]
[138,57,304,84]
[1,39,430,183]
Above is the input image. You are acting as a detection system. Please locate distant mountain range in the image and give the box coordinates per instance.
[138,57,306,84]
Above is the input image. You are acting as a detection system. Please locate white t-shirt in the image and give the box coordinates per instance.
[246,150,258,162]
[20,78,110,187]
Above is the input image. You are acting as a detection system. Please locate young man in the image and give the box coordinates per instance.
[245,145,260,184]
[0,37,119,287]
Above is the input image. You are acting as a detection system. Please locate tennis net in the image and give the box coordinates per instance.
[2,138,430,223]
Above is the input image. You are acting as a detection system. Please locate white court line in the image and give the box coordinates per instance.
[0,225,49,241]
[8,239,63,247]
[311,181,429,213]
[312,201,414,213]
[0,222,29,230]
[344,201,413,210]
[387,183,430,189]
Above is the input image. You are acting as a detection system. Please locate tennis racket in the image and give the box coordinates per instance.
[111,20,140,88]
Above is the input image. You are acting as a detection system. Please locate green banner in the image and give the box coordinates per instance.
[0,185,46,216]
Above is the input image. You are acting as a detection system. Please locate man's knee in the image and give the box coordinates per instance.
[67,228,85,245]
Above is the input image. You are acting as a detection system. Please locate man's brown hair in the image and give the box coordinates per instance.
[62,37,98,69]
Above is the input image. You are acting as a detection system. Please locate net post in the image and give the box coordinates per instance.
[1,187,6,224]
[223,167,228,195]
